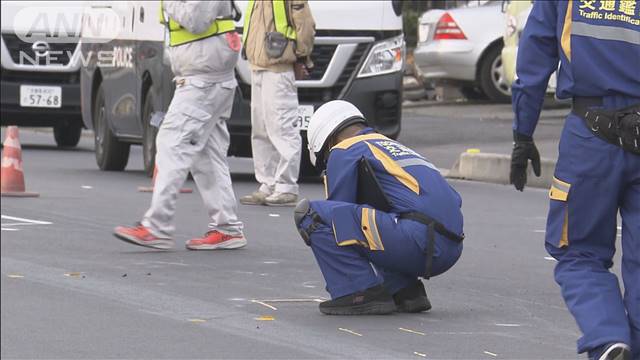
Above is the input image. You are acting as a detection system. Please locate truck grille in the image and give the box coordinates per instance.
[307,44,336,80]
[1,33,78,66]
[298,42,369,103]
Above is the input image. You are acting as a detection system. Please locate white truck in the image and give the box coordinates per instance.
[79,1,405,175]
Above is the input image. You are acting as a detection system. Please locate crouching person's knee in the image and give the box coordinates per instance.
[294,198,327,246]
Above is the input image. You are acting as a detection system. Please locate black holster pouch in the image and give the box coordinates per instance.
[572,97,640,155]
[398,212,464,279]
[356,157,464,279]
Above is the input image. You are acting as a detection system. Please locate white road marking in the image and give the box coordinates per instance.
[268,213,280,217]
[81,185,93,189]
[399,327,426,336]
[1,215,52,225]
[1,227,19,231]
[494,323,521,327]
[484,351,498,357]
[413,352,427,357]
[251,300,278,311]
[263,261,279,264]
[338,328,362,337]
[544,257,557,262]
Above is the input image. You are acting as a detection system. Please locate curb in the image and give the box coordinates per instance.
[446,152,556,189]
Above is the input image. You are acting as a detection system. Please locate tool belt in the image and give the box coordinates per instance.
[572,96,640,155]
[399,212,464,279]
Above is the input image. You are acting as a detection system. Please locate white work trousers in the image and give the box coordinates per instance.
[142,77,243,238]
[250,70,301,195]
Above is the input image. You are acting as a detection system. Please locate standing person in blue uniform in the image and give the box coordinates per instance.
[510,1,639,359]
[294,100,464,315]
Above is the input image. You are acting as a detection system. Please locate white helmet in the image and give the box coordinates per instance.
[306,100,366,167]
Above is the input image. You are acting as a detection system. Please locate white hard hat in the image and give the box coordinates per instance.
[306,100,366,166]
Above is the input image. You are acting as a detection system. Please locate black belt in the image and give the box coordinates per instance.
[572,96,640,155]
[399,212,464,279]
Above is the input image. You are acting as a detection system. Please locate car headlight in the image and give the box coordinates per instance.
[357,35,405,78]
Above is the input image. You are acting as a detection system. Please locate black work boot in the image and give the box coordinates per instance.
[319,284,396,315]
[393,280,432,313]
[589,343,632,360]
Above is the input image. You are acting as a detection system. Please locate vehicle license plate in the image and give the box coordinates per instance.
[295,105,314,130]
[20,85,62,108]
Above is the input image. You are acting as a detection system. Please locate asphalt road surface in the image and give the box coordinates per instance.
[2,103,606,359]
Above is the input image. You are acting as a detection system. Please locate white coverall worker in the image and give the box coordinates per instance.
[241,0,315,206]
[114,1,245,250]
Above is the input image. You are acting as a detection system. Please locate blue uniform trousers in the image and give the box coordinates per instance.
[305,200,463,299]
[545,114,640,355]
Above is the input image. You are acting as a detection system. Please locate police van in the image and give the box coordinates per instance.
[79,1,404,176]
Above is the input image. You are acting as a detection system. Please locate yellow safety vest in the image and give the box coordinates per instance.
[242,0,297,47]
[159,0,236,47]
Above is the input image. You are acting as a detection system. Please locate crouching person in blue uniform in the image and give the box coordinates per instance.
[510,1,639,359]
[294,100,464,315]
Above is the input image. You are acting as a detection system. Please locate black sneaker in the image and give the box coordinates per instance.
[393,280,432,313]
[319,284,396,315]
[589,343,632,360]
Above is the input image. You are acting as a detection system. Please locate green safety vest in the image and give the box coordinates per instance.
[242,0,297,47]
[159,0,236,47]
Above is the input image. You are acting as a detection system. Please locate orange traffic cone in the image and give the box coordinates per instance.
[138,165,192,193]
[1,126,39,197]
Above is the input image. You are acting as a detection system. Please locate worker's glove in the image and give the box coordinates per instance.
[510,131,541,191]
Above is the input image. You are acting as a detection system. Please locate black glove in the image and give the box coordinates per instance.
[510,131,541,191]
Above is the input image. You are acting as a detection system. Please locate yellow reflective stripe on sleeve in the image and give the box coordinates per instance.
[365,142,420,195]
[561,0,572,61]
[549,177,571,201]
[332,133,389,150]
[361,208,384,251]
[560,209,569,248]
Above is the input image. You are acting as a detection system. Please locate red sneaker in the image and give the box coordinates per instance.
[185,230,247,250]
[114,224,173,250]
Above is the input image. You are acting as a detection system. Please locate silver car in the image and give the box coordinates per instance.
[413,0,510,103]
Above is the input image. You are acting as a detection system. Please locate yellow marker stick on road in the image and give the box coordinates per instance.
[466,148,481,154]
[64,272,82,277]
[187,318,207,323]
[255,315,275,321]
[7,274,24,278]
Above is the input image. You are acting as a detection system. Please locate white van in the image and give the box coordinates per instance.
[80,1,405,176]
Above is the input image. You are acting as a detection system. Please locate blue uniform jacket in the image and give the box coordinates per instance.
[512,0,640,137]
[320,128,464,250]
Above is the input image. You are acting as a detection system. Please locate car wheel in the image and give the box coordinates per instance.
[479,45,511,103]
[142,91,157,177]
[53,120,82,148]
[93,86,130,171]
